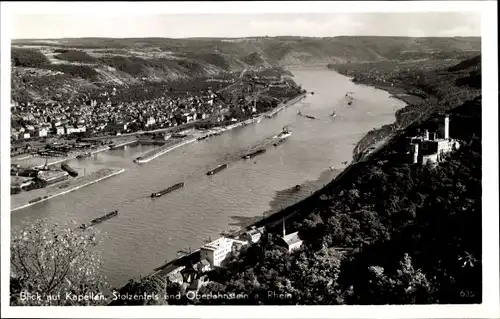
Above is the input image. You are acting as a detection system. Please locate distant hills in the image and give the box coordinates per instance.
[11,36,481,101]
[12,36,481,65]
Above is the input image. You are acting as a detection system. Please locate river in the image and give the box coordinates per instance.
[11,67,405,287]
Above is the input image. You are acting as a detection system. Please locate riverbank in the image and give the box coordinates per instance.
[23,138,137,169]
[133,93,307,164]
[11,168,126,212]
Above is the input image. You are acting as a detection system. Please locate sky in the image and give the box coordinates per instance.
[11,12,481,39]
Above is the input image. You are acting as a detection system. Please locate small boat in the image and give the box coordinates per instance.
[330,112,337,117]
[275,126,292,139]
[330,166,335,170]
[207,163,228,176]
[305,115,316,120]
[151,182,185,197]
[310,92,315,95]
[80,210,118,229]
[295,185,301,191]
[348,101,353,106]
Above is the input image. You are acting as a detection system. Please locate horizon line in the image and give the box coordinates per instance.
[12,35,482,41]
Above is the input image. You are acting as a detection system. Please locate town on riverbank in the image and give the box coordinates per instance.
[10,63,308,208]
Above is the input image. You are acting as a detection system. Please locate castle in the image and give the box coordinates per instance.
[407,115,460,165]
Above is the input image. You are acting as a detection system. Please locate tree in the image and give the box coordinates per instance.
[10,219,108,306]
[354,254,434,304]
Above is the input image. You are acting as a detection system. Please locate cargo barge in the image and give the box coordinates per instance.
[242,149,266,159]
[80,210,118,229]
[206,164,228,176]
[298,111,316,120]
[275,126,292,139]
[151,182,185,198]
[273,139,287,147]
[61,163,78,177]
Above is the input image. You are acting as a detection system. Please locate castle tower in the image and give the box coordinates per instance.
[282,219,286,238]
[439,115,450,139]
[444,115,449,139]
[410,143,419,164]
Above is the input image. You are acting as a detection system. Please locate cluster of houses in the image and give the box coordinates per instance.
[11,162,71,194]
[10,66,300,151]
[406,115,460,165]
[10,89,230,143]
[157,222,303,294]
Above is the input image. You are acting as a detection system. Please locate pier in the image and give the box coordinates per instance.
[134,137,197,164]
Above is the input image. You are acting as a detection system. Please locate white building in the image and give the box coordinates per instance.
[200,237,247,268]
[246,226,266,244]
[145,116,156,127]
[280,220,303,253]
[407,115,460,165]
[282,232,303,252]
[56,126,65,135]
[200,237,233,268]
[36,127,49,137]
[37,170,69,185]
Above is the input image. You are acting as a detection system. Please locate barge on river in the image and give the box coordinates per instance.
[273,138,287,147]
[80,210,118,229]
[151,182,185,198]
[61,163,78,177]
[275,125,292,139]
[242,149,266,159]
[206,164,228,176]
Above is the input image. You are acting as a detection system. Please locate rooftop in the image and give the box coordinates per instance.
[200,259,210,266]
[201,237,230,251]
[283,231,302,246]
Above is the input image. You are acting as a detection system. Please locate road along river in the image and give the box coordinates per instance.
[11,67,405,287]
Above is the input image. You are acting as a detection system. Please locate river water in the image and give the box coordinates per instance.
[11,68,405,287]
